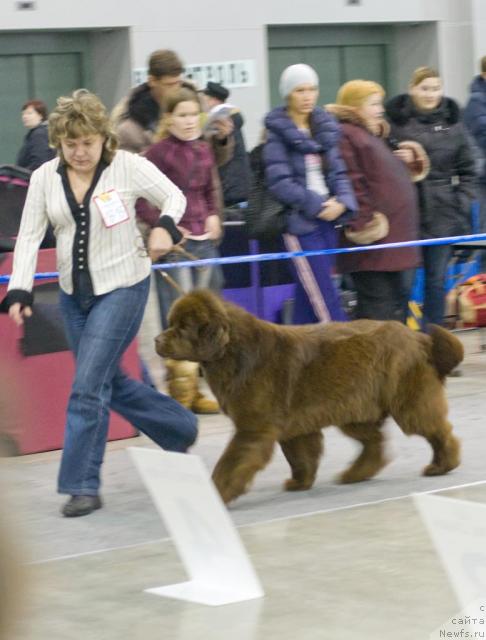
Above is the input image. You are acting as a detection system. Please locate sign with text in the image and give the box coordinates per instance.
[132,59,256,89]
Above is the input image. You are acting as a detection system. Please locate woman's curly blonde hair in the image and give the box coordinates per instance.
[49,89,118,163]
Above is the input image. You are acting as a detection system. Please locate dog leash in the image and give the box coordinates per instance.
[171,244,204,266]
[157,244,209,296]
[159,271,186,295]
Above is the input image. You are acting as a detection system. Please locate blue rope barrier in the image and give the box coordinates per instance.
[1,232,486,284]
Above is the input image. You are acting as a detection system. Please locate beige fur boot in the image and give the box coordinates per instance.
[191,390,220,415]
[165,359,219,414]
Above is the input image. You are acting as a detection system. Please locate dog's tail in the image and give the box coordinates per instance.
[428,324,464,379]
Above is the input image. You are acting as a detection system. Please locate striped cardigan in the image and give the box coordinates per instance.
[7,150,186,299]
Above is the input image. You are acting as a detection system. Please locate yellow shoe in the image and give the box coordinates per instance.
[191,391,220,415]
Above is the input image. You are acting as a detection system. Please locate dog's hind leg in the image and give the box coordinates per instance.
[337,421,388,484]
[211,431,277,504]
[392,380,460,476]
[280,432,323,491]
[421,423,460,476]
[391,369,460,476]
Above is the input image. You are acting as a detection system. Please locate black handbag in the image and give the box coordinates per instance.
[245,144,287,240]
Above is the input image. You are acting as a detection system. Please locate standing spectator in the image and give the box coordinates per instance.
[16,100,55,171]
[113,49,233,163]
[113,50,231,383]
[264,64,357,324]
[2,90,197,517]
[327,80,425,322]
[386,67,476,327]
[463,56,486,256]
[202,81,251,211]
[137,88,221,413]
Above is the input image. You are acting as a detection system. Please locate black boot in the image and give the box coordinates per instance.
[61,495,102,517]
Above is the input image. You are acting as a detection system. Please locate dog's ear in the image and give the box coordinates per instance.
[195,304,230,361]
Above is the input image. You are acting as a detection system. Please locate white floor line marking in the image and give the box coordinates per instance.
[29,478,486,566]
[237,478,486,529]
[28,537,170,565]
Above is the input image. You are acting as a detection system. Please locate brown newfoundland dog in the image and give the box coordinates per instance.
[156,290,463,504]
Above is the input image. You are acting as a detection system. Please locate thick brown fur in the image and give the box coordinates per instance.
[156,290,463,504]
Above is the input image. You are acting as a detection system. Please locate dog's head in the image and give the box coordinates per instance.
[156,290,230,363]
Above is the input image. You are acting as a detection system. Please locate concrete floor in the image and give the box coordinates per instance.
[2,328,486,640]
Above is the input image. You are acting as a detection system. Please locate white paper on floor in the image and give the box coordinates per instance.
[129,447,264,606]
[414,492,486,638]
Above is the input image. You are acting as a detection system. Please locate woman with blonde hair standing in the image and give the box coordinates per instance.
[386,67,476,326]
[2,89,197,517]
[327,79,426,322]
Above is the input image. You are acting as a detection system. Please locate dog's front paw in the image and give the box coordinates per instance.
[212,477,234,504]
[422,460,459,476]
[338,470,362,484]
[283,478,313,492]
[338,467,377,484]
[212,473,247,505]
[218,487,237,505]
[338,455,388,484]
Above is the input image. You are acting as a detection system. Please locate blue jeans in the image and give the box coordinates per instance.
[422,245,452,326]
[155,239,223,328]
[58,275,198,496]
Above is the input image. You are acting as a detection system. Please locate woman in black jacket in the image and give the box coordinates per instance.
[386,67,476,326]
[16,100,55,171]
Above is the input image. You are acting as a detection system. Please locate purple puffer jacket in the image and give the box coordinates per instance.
[263,106,357,236]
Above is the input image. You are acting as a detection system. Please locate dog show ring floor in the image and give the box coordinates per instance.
[1,329,486,640]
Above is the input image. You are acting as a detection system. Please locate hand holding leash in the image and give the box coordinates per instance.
[148,227,173,262]
[8,302,32,326]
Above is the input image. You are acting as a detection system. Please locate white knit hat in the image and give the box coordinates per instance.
[279,64,319,99]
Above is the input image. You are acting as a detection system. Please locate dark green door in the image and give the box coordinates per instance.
[31,53,84,110]
[342,45,387,88]
[0,52,84,165]
[0,31,90,165]
[269,46,343,107]
[0,56,30,167]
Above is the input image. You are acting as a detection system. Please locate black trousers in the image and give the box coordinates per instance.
[350,270,415,324]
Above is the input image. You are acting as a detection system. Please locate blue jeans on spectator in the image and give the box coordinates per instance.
[155,239,223,328]
[422,244,452,326]
[58,275,198,496]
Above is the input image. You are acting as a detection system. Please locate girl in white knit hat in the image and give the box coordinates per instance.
[263,64,357,323]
